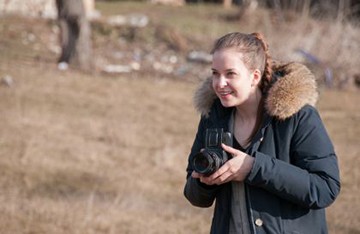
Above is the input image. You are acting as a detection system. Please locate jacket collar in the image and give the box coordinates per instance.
[193,62,318,120]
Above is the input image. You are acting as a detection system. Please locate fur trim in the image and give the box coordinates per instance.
[193,62,318,120]
[266,62,318,120]
[193,76,218,117]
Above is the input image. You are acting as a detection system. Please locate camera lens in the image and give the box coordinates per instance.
[193,150,219,176]
[194,154,210,172]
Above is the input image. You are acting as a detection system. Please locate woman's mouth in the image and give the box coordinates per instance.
[218,91,233,98]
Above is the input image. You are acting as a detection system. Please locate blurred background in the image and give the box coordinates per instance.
[0,0,359,233]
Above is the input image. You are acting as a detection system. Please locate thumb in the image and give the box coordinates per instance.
[221,143,239,156]
[191,171,201,178]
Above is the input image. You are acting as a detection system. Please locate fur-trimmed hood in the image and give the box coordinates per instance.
[194,62,318,120]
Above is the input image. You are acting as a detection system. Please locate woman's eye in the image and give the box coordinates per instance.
[212,71,219,77]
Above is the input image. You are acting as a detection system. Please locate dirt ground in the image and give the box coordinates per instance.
[0,2,359,233]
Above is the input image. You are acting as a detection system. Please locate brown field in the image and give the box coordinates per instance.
[0,2,359,233]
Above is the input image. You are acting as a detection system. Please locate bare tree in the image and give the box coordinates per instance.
[56,0,92,70]
[223,0,232,8]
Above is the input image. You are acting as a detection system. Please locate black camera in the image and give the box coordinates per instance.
[192,128,233,176]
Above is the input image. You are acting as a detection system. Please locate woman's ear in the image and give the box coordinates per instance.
[251,69,262,87]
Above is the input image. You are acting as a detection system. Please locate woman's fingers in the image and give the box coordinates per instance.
[191,171,201,178]
[221,143,240,157]
[192,145,253,185]
[206,155,250,184]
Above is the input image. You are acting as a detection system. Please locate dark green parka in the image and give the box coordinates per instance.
[184,62,340,234]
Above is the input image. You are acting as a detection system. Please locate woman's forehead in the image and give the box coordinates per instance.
[212,49,245,63]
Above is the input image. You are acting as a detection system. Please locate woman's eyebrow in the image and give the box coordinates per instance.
[225,68,235,72]
[211,68,236,72]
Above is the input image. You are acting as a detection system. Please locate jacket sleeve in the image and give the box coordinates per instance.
[246,105,341,209]
[183,116,221,208]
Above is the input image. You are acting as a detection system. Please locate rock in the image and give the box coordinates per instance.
[1,75,14,87]
[58,62,69,71]
[354,73,360,88]
[153,62,174,74]
[149,0,185,6]
[187,51,212,64]
[107,14,149,28]
[103,64,132,73]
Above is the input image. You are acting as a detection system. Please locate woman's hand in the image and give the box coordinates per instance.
[192,143,254,185]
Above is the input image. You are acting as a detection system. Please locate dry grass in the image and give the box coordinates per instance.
[317,90,360,234]
[0,2,359,233]
[0,62,207,233]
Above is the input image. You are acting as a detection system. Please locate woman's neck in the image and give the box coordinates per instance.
[235,88,262,123]
[233,88,263,148]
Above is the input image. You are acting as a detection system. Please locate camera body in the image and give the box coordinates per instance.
[192,128,233,176]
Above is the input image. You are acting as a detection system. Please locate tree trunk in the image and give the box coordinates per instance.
[76,11,92,70]
[56,0,92,70]
[223,0,232,8]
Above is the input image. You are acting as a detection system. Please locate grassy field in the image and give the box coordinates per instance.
[0,1,359,233]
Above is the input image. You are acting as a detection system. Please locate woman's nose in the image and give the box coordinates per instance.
[217,76,227,88]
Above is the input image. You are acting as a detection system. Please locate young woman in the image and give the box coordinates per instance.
[184,32,340,234]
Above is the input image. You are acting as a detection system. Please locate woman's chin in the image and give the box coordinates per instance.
[220,100,235,108]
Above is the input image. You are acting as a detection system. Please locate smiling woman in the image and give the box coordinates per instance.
[211,48,257,110]
[184,32,340,234]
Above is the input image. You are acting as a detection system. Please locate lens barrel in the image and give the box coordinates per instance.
[193,150,221,176]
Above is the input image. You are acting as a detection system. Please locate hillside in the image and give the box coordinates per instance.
[0,1,359,233]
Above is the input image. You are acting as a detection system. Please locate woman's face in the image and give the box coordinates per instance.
[211,48,260,108]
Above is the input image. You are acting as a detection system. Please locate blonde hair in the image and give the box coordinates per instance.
[211,32,273,94]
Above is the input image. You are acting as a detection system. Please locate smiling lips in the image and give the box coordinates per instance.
[218,90,233,99]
